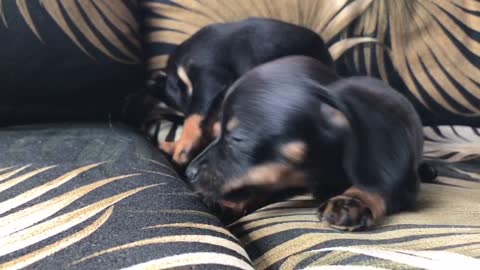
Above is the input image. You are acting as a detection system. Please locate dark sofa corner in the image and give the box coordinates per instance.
[1,1,480,270]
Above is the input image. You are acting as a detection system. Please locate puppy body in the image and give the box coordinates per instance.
[186,56,427,230]
[154,17,333,165]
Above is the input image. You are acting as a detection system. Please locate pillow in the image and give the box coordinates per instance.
[334,0,480,126]
[141,0,480,126]
[0,0,145,125]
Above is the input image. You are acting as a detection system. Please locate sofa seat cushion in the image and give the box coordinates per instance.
[228,125,480,269]
[0,123,252,270]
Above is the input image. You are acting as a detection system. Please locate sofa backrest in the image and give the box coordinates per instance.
[141,0,480,126]
[0,0,144,126]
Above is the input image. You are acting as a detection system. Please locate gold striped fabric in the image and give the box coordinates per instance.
[229,180,480,270]
[142,0,480,123]
[343,0,480,118]
[0,0,141,63]
[0,128,478,269]
[0,162,251,269]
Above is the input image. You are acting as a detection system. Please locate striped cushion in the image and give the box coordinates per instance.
[0,123,251,270]
[141,0,480,125]
[230,182,480,269]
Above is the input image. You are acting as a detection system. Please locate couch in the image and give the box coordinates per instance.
[1,1,479,269]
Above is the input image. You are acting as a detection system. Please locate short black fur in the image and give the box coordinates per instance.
[149,18,334,165]
[186,56,436,228]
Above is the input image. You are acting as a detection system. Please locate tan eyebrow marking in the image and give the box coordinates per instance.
[226,117,239,131]
[177,66,193,96]
[212,121,221,138]
[222,163,306,194]
[281,141,306,164]
[321,104,349,128]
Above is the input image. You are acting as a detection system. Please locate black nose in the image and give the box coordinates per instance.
[185,165,200,183]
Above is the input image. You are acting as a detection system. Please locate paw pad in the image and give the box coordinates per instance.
[319,195,374,231]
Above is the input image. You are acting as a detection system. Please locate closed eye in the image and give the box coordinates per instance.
[231,136,243,143]
[226,134,244,143]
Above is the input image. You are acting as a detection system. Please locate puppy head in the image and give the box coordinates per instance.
[187,57,423,219]
[185,62,344,215]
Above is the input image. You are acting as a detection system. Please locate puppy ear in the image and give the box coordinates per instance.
[313,81,414,192]
[201,90,226,140]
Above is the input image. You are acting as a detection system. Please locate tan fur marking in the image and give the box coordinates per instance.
[321,104,349,128]
[217,191,276,217]
[217,199,248,214]
[159,141,175,155]
[172,114,203,165]
[226,117,239,131]
[212,121,221,138]
[281,141,306,163]
[222,163,306,194]
[177,66,193,96]
[343,186,386,221]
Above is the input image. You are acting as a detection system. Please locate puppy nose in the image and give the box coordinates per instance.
[185,165,200,182]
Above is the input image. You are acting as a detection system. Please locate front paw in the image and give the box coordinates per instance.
[318,195,374,232]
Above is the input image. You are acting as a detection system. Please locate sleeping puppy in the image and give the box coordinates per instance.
[185,56,432,231]
[150,17,333,166]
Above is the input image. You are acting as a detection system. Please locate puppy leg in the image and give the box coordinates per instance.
[319,186,386,231]
[165,114,204,166]
[159,141,176,155]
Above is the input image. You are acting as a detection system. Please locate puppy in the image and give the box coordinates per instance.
[150,17,333,166]
[185,56,433,231]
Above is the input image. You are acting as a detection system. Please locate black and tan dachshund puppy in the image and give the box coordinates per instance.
[150,17,333,166]
[185,56,434,231]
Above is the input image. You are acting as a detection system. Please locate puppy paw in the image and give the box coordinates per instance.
[159,141,176,155]
[168,115,204,166]
[172,140,196,165]
[318,195,374,232]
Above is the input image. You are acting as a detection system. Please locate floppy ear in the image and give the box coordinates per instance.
[313,82,414,193]
[200,90,226,140]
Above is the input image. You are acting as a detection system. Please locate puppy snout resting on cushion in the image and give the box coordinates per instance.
[185,55,435,231]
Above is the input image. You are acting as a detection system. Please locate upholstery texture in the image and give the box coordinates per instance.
[141,0,480,126]
[0,123,251,269]
[0,0,144,125]
[231,180,480,270]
